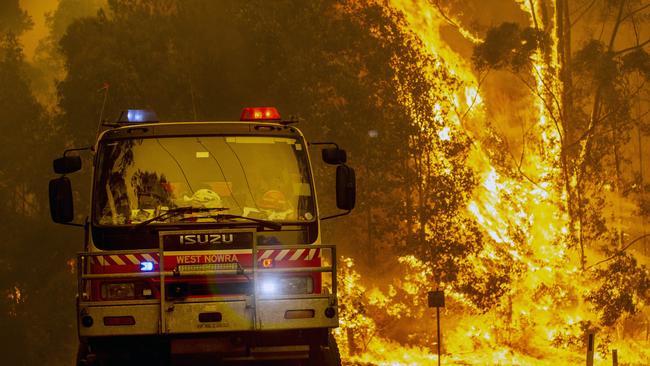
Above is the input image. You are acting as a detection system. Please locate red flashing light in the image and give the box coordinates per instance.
[240,107,281,121]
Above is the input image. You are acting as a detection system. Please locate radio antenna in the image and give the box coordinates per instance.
[95,82,110,140]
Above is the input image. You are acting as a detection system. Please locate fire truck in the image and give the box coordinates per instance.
[48,107,355,365]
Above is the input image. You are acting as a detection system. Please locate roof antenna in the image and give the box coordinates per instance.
[94,81,110,141]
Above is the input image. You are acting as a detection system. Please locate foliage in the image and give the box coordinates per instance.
[0,0,33,36]
[586,253,650,326]
[621,48,650,79]
[31,0,105,104]
[336,257,377,356]
[550,320,611,357]
[472,22,547,73]
[471,0,650,333]
[0,25,77,365]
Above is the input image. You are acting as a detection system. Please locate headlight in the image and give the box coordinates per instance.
[101,282,135,300]
[259,276,313,295]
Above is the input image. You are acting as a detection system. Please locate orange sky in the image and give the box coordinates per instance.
[19,0,59,60]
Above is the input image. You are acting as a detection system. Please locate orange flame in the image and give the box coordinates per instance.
[336,0,650,365]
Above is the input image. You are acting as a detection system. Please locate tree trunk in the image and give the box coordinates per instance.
[555,0,586,268]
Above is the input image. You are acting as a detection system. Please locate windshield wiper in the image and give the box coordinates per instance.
[135,207,228,228]
[198,213,282,230]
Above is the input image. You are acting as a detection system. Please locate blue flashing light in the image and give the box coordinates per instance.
[118,109,159,123]
[140,261,154,272]
[128,110,143,122]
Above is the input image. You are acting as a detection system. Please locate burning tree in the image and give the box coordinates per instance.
[469,0,650,358]
[339,0,650,363]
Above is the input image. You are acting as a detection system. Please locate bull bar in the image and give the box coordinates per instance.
[76,230,338,337]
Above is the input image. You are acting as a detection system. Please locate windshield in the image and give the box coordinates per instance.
[93,135,315,225]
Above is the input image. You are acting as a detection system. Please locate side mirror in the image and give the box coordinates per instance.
[336,165,356,210]
[322,148,347,165]
[53,156,81,174]
[49,177,74,223]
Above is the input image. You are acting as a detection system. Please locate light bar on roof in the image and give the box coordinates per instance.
[118,109,159,123]
[240,107,281,121]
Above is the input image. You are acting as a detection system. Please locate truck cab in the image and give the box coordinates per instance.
[49,107,355,366]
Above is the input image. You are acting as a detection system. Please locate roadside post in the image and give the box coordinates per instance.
[428,290,445,366]
[586,332,595,366]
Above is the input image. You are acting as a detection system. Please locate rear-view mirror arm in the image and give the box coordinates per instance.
[63,146,93,156]
[320,210,352,221]
[308,142,340,149]
[61,222,85,227]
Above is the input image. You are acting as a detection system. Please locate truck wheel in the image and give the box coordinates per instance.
[89,344,169,366]
[76,342,100,366]
[309,333,342,366]
[76,343,90,366]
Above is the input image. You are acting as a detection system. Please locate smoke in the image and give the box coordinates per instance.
[18,0,58,61]
[20,0,107,107]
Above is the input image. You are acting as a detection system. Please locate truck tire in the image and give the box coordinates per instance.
[309,333,342,366]
[84,341,168,366]
[76,342,91,366]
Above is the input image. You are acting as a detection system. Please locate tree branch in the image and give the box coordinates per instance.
[608,0,627,51]
[578,0,627,184]
[532,65,565,123]
[620,3,650,23]
[571,0,597,27]
[528,0,540,31]
[431,0,481,43]
[564,80,645,150]
[454,70,488,127]
[515,73,565,145]
[504,136,544,187]
[586,233,650,270]
[614,37,650,55]
[632,17,640,46]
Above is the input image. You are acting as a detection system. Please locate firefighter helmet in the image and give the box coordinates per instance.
[259,190,289,211]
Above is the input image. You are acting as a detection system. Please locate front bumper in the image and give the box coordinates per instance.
[78,235,339,346]
[78,295,338,337]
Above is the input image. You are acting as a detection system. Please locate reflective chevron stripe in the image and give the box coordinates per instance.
[91,248,321,266]
[92,253,159,266]
[256,249,320,262]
